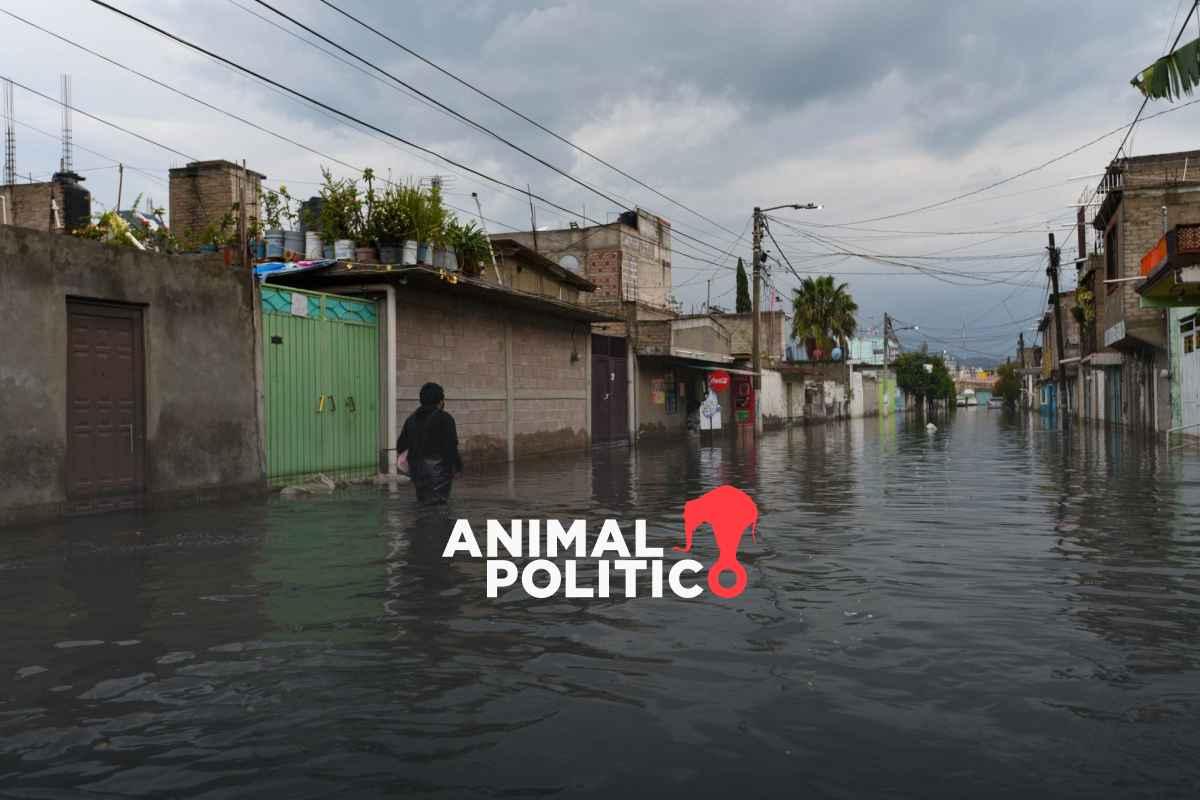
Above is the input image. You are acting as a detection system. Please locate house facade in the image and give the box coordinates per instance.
[269,239,615,467]
[1080,149,1200,433]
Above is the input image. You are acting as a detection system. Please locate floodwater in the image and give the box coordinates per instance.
[2,411,1200,798]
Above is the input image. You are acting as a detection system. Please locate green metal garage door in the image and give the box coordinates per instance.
[261,285,380,483]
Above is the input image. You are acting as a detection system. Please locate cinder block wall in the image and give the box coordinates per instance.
[393,289,589,463]
[3,180,90,232]
[0,226,264,526]
[168,161,263,247]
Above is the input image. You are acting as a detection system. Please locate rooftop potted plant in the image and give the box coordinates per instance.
[317,167,359,260]
[447,219,490,275]
[410,180,447,265]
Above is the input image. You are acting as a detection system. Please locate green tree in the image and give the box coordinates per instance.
[993,361,1021,408]
[791,275,858,356]
[735,257,751,313]
[894,351,955,412]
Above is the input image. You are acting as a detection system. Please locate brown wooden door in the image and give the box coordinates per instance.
[66,301,146,509]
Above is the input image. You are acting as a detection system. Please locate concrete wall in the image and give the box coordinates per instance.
[0,225,264,525]
[504,209,672,309]
[759,369,786,428]
[719,311,787,361]
[392,289,590,462]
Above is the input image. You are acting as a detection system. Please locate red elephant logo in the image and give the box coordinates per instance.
[675,485,759,598]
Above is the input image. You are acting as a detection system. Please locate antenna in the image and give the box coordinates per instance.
[60,74,73,173]
[3,78,14,187]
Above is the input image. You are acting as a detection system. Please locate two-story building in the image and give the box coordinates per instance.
[500,209,742,440]
[1085,149,1200,433]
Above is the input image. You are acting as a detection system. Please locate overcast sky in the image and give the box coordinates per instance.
[6,1,1199,362]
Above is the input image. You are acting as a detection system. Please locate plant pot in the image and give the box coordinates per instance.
[255,239,267,259]
[401,240,418,265]
[304,231,323,260]
[334,239,355,260]
[283,230,304,260]
[444,249,458,272]
[199,242,219,254]
[378,244,401,264]
[417,242,432,264]
[264,229,285,259]
[354,245,379,264]
[432,247,447,269]
[323,244,335,260]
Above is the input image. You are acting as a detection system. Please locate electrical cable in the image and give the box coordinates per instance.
[313,0,744,241]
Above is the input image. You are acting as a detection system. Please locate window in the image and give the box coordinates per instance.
[1183,315,1196,354]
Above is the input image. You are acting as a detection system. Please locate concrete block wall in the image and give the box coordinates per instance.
[393,289,589,463]
[511,317,588,456]
[168,160,263,248]
[0,225,264,526]
[3,179,89,233]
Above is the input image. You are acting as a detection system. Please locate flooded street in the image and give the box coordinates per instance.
[2,411,1199,798]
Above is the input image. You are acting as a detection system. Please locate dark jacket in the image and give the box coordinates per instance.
[397,406,463,474]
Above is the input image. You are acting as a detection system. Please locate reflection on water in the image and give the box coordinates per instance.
[1,410,1199,797]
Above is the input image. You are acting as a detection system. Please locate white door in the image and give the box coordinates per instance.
[1181,315,1200,432]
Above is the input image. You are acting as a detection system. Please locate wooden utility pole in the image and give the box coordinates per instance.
[1047,233,1069,421]
[751,207,764,434]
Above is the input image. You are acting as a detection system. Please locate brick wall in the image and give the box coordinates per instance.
[393,288,589,462]
[3,179,90,232]
[587,248,622,299]
[1103,154,1200,346]
[168,160,263,248]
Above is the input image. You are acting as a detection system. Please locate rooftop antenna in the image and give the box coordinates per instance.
[59,74,73,173]
[3,78,15,187]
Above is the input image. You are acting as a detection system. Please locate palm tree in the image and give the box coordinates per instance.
[791,276,858,359]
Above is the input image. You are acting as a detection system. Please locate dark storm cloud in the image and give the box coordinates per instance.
[5,0,1190,352]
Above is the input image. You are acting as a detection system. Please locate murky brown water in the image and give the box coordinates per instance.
[2,411,1199,798]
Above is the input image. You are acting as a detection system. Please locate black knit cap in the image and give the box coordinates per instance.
[419,382,445,406]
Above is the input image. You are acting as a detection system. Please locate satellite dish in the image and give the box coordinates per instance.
[558,255,580,273]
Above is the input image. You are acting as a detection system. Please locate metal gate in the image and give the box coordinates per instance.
[1181,314,1200,432]
[591,334,628,443]
[261,286,379,483]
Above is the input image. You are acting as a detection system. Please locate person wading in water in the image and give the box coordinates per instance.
[396,382,463,504]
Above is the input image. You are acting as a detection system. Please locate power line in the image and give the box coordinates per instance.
[822,95,1200,229]
[0,75,194,162]
[243,0,736,260]
[47,2,730,269]
[313,0,744,242]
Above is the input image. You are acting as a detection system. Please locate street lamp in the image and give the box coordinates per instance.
[751,202,821,433]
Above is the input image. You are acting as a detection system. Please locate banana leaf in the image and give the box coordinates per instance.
[1132,37,1200,100]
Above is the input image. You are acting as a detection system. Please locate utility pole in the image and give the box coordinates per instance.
[706,277,712,312]
[883,312,891,366]
[1047,233,1069,422]
[752,207,764,434]
[116,163,123,212]
[1018,331,1026,407]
